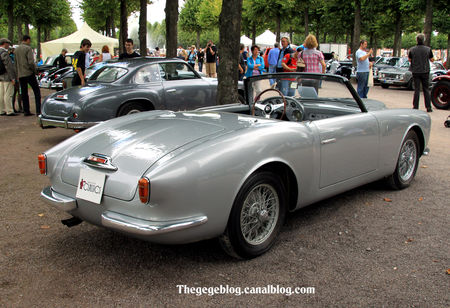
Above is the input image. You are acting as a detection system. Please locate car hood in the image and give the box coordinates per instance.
[60,111,228,201]
[379,67,408,73]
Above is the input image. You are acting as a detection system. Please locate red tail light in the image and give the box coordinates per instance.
[138,177,150,203]
[38,154,47,175]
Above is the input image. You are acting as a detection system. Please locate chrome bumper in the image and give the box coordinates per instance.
[38,114,100,129]
[41,186,208,236]
[40,186,77,211]
[101,211,208,236]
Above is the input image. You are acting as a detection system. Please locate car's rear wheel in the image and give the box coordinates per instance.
[408,79,415,90]
[219,171,286,259]
[431,80,450,109]
[386,130,420,190]
[381,84,389,89]
[118,102,147,116]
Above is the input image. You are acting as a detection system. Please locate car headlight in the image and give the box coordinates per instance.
[396,74,404,80]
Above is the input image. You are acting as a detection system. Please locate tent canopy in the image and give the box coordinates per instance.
[41,22,119,59]
[255,30,276,47]
[240,35,252,46]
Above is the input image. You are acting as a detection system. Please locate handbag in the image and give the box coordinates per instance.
[297,51,306,72]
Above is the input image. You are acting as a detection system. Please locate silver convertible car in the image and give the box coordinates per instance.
[38,73,431,259]
[38,57,244,130]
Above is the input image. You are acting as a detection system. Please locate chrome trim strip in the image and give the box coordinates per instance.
[40,186,77,211]
[321,138,336,145]
[101,211,208,236]
[38,115,100,129]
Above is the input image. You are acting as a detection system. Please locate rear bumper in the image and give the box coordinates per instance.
[40,186,208,236]
[38,114,99,129]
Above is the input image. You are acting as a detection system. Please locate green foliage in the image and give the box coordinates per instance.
[197,0,222,29]
[179,0,203,33]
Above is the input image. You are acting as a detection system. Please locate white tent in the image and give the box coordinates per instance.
[255,30,276,47]
[240,35,252,46]
[41,22,119,59]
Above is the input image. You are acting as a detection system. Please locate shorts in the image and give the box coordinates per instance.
[206,62,216,76]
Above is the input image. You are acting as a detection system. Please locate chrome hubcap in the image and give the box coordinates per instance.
[127,109,142,115]
[398,139,417,182]
[240,184,279,245]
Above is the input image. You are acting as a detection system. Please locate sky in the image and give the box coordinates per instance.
[69,0,184,30]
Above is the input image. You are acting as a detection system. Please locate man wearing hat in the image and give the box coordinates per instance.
[0,38,17,116]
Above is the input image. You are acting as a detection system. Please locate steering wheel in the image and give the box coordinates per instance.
[252,88,287,119]
[284,98,306,122]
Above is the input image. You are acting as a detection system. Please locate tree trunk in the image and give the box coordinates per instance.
[37,26,41,62]
[139,0,147,55]
[44,28,50,42]
[275,14,281,43]
[251,23,256,45]
[16,17,23,45]
[304,8,309,36]
[196,30,200,49]
[393,11,402,57]
[165,0,178,58]
[119,0,128,55]
[7,0,14,41]
[352,0,361,67]
[112,17,116,38]
[423,0,433,47]
[446,33,449,69]
[289,28,293,44]
[217,0,242,105]
[25,24,30,36]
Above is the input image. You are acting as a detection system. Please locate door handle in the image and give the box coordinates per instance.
[321,138,336,145]
[167,89,176,93]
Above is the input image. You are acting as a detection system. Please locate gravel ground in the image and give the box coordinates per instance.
[0,85,449,307]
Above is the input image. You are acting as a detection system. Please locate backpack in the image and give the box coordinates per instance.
[0,50,6,75]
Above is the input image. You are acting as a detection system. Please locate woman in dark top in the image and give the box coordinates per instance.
[197,48,204,72]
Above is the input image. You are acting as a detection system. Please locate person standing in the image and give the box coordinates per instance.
[99,45,112,62]
[72,39,92,87]
[280,46,302,96]
[8,45,22,113]
[238,44,246,81]
[186,45,197,68]
[119,39,140,60]
[154,47,161,57]
[54,49,68,69]
[0,38,17,116]
[245,45,265,96]
[15,35,40,116]
[205,40,217,77]
[268,42,280,85]
[300,34,326,92]
[197,48,204,72]
[355,40,373,98]
[276,37,293,72]
[408,33,434,112]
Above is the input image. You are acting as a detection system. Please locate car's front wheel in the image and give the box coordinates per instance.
[118,102,147,116]
[219,171,286,259]
[386,130,420,190]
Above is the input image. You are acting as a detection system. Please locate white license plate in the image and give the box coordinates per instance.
[76,168,106,204]
[383,80,394,84]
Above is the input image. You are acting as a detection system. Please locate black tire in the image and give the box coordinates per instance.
[117,102,147,116]
[219,171,287,259]
[431,80,450,110]
[381,84,389,89]
[386,130,420,190]
[238,93,245,104]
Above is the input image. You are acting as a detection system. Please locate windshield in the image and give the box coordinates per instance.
[378,57,401,66]
[89,66,128,82]
[45,57,55,65]
[246,73,361,110]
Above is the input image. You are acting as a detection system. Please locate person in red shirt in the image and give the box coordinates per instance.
[279,47,301,96]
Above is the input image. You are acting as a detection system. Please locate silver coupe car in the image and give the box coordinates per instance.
[38,57,245,130]
[38,73,431,259]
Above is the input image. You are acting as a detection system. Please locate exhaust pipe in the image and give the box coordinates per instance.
[61,217,83,227]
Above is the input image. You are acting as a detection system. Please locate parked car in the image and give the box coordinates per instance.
[430,70,450,109]
[378,61,447,90]
[38,57,245,130]
[39,66,72,90]
[38,72,431,259]
[37,53,73,73]
[372,57,404,84]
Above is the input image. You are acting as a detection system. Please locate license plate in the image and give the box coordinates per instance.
[76,168,106,204]
[383,80,393,84]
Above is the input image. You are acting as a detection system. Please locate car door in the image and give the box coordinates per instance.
[159,62,213,110]
[313,113,379,188]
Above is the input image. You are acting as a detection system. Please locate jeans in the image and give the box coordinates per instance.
[280,80,295,96]
[412,73,431,110]
[19,74,41,115]
[198,61,203,72]
[356,71,369,98]
[269,64,277,85]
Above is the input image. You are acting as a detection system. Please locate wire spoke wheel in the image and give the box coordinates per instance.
[398,139,417,182]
